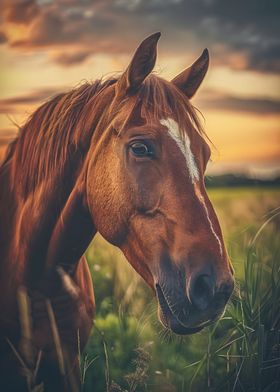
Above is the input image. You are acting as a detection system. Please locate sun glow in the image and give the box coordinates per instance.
[4,23,30,43]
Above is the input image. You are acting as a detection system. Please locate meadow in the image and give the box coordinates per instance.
[82,187,280,392]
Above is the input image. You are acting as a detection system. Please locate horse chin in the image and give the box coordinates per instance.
[158,309,205,335]
[156,283,210,335]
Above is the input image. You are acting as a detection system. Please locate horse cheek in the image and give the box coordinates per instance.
[87,154,130,246]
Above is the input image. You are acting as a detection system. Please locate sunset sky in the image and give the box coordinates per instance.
[0,0,279,177]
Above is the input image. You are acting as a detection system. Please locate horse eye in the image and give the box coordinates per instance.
[130,142,151,157]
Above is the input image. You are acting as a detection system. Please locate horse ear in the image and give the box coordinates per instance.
[118,32,161,94]
[172,49,209,99]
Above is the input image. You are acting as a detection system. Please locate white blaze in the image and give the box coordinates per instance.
[194,187,223,256]
[160,117,223,256]
[160,117,199,183]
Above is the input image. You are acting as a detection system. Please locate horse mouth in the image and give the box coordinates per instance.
[155,284,213,335]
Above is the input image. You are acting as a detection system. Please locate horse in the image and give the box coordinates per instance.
[0,32,234,391]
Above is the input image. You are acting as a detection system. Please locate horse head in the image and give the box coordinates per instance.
[86,33,234,335]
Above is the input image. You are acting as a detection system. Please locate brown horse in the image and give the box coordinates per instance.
[0,33,234,391]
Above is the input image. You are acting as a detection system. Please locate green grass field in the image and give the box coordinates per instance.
[82,187,280,392]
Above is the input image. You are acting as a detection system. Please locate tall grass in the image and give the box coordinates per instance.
[8,189,280,391]
[83,190,280,391]
[190,209,280,391]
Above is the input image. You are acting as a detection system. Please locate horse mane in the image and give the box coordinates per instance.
[1,78,117,197]
[1,74,206,198]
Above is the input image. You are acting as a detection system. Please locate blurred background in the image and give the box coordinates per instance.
[0,0,279,178]
[0,1,279,391]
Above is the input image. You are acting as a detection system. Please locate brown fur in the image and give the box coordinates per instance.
[5,75,204,199]
[0,33,234,391]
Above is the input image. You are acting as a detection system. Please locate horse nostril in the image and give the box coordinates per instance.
[189,274,214,311]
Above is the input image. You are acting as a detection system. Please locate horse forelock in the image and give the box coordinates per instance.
[116,75,207,144]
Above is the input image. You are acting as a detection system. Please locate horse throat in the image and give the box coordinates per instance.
[44,179,96,275]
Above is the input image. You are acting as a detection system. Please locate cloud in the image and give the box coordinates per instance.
[0,87,64,115]
[196,89,280,115]
[247,43,280,73]
[1,0,39,25]
[7,3,130,65]
[50,50,93,66]
[0,31,8,44]
[28,10,64,45]
[1,0,279,73]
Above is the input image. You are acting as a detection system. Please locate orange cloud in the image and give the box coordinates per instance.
[195,89,280,115]
[1,0,39,25]
[0,0,279,74]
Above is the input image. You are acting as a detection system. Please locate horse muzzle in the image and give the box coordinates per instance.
[155,271,234,335]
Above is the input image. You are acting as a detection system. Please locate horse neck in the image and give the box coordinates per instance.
[1,82,118,287]
[1,150,96,287]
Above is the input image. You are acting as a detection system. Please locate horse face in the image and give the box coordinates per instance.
[86,33,234,335]
[108,112,233,335]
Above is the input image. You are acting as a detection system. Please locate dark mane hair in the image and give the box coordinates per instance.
[2,74,205,197]
[2,78,117,196]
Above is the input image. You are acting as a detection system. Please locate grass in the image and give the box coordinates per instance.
[9,187,280,391]
[83,187,280,391]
